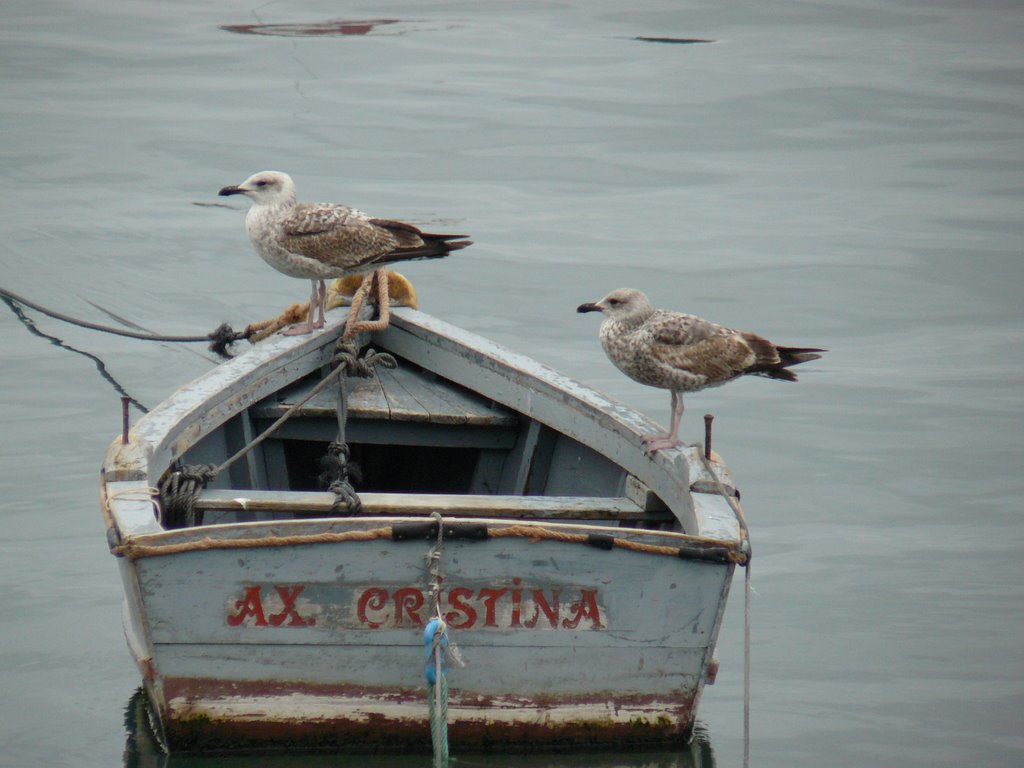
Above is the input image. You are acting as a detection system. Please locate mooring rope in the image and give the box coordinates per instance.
[2,294,151,413]
[425,616,450,768]
[743,559,752,768]
[425,512,444,617]
[695,447,752,768]
[424,511,450,767]
[0,286,250,357]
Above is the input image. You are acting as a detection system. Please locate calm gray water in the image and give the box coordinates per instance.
[2,1,1023,766]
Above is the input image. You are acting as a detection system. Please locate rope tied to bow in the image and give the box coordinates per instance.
[322,339,396,515]
[0,286,251,359]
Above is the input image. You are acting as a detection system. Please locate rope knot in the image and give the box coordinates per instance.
[333,340,398,379]
[207,323,251,359]
[318,441,362,516]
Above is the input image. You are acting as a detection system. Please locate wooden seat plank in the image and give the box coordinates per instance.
[195,489,671,522]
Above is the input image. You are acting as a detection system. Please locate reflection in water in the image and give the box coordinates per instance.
[630,37,714,44]
[221,19,401,37]
[123,690,165,768]
[221,22,714,44]
[122,689,717,768]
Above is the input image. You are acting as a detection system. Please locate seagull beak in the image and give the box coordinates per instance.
[218,185,245,196]
[576,302,602,314]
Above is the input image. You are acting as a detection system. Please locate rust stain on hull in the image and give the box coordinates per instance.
[159,677,697,752]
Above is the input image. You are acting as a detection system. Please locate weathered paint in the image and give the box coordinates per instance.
[122,526,731,749]
[159,677,698,751]
[101,306,746,751]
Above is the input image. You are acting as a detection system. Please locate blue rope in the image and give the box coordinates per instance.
[424,618,449,766]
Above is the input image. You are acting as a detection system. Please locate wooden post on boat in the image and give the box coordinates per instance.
[704,414,713,460]
[121,396,131,444]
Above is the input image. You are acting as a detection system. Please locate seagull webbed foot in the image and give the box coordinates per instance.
[282,322,316,336]
[641,433,682,454]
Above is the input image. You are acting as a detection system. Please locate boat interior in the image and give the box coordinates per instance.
[175,353,675,530]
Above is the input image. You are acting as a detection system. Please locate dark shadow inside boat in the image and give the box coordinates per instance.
[287,440,481,495]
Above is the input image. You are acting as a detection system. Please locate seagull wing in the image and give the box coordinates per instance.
[367,218,428,249]
[648,311,756,383]
[279,203,410,269]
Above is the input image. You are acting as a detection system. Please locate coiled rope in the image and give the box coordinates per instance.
[158,464,218,528]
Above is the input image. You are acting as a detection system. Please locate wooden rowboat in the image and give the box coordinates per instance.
[100,302,748,752]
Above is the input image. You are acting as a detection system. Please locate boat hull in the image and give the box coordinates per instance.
[158,678,701,751]
[118,517,733,750]
[102,307,746,752]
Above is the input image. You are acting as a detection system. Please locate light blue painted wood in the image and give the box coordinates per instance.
[100,306,745,750]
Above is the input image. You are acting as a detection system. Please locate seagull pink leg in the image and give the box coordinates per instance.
[283,279,319,336]
[642,391,684,453]
[313,279,327,329]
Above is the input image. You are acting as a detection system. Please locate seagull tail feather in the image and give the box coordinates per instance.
[754,345,826,382]
[423,234,473,252]
[376,234,473,266]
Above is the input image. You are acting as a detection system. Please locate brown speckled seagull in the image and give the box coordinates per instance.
[219,171,471,336]
[577,288,824,453]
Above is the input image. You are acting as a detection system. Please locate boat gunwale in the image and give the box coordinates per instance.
[111,511,741,549]
[102,306,744,546]
[112,517,742,569]
[378,310,741,537]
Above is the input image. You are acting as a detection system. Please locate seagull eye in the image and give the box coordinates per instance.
[607,298,620,306]
[254,180,268,187]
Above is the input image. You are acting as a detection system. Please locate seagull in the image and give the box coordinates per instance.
[577,288,824,453]
[218,171,471,336]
